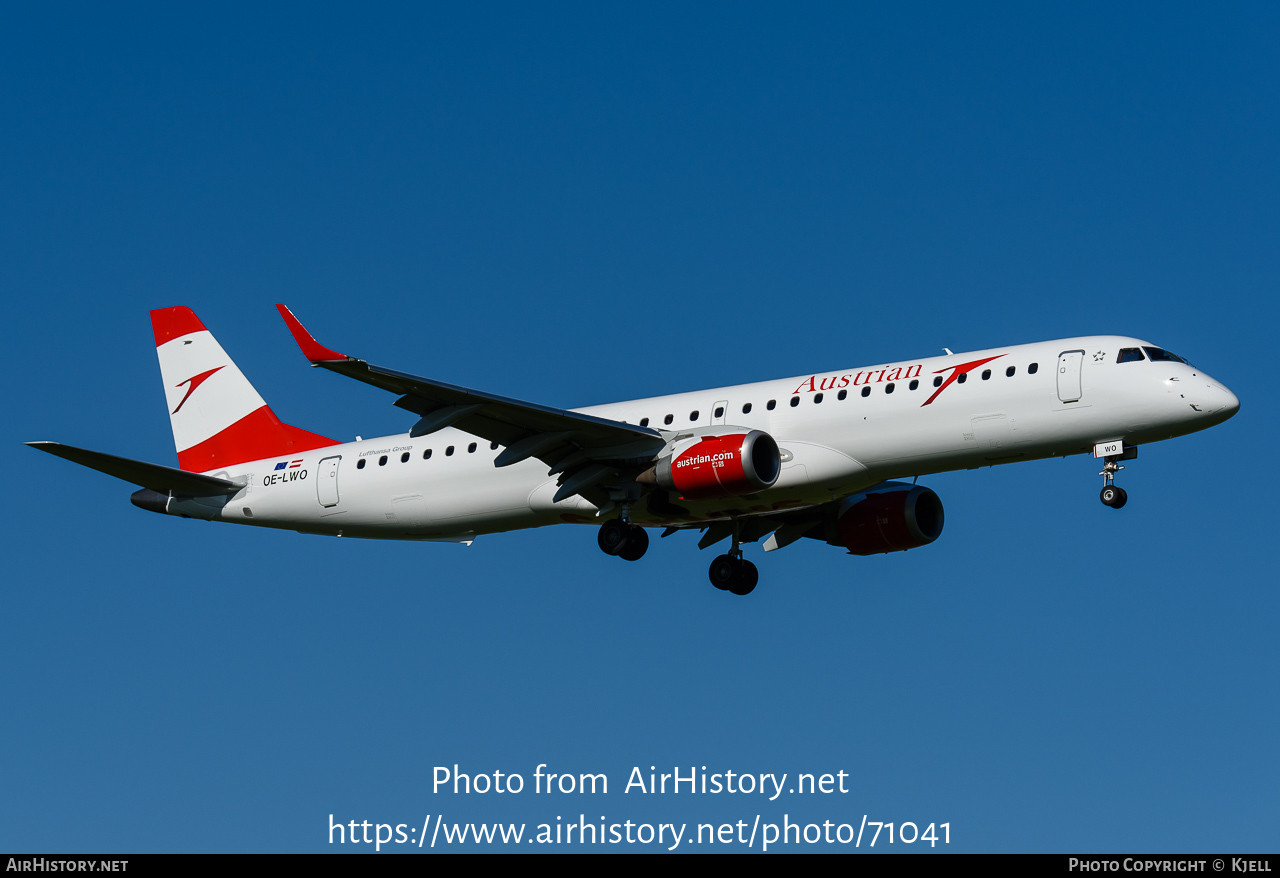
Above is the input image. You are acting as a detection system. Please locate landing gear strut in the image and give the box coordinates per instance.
[708,524,758,595]
[597,519,649,561]
[1099,457,1128,509]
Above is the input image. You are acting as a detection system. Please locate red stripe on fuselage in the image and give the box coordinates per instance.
[151,306,208,346]
[176,405,338,472]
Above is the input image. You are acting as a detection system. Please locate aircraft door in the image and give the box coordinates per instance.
[1057,350,1084,403]
[712,400,729,425]
[317,456,341,507]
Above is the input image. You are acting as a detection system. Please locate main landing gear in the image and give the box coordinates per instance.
[709,552,758,596]
[597,518,649,561]
[707,522,757,596]
[598,514,759,595]
[1099,457,1128,509]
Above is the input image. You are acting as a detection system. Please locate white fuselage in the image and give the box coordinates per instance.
[189,336,1238,541]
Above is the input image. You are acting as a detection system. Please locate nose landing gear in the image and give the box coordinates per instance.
[1099,457,1128,509]
[1100,484,1127,508]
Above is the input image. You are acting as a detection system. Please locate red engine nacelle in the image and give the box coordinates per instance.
[651,431,781,500]
[837,485,945,555]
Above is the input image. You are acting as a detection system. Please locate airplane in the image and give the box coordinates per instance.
[28,305,1240,596]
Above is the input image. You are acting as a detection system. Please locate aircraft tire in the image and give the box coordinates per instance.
[729,560,758,596]
[618,526,649,561]
[597,519,630,556]
[1100,486,1124,508]
[708,555,739,590]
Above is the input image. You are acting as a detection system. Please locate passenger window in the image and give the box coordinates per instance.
[909,379,919,390]
[1006,366,1016,377]
[664,414,673,425]
[357,459,366,470]
[1118,348,1145,363]
[957,373,967,384]
[861,386,871,397]
[446,446,455,456]
[885,383,895,394]
[490,441,499,450]
[1028,363,1039,374]
[714,406,724,418]
[401,452,410,463]
[790,396,800,407]
[767,400,776,411]
[423,449,432,460]
[468,442,477,453]
[690,411,699,421]
[933,376,943,387]
[981,369,991,380]
[379,455,388,466]
[838,389,847,400]
[814,393,823,404]
[640,418,649,427]
[742,403,752,414]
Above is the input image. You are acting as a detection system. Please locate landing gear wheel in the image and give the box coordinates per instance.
[1100,485,1128,508]
[617,525,649,561]
[597,519,630,556]
[729,560,758,596]
[1098,454,1131,509]
[709,555,758,595]
[708,554,739,591]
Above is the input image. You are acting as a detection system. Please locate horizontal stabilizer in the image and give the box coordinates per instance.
[26,442,241,495]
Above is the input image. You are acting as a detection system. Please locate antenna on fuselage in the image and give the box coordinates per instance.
[943,348,953,355]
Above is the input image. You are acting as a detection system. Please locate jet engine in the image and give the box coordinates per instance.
[836,484,944,555]
[640,430,781,500]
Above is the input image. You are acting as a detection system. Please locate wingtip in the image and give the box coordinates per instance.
[275,304,347,362]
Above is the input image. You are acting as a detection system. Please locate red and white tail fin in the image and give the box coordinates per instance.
[151,306,337,472]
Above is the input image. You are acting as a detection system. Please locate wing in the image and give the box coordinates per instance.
[276,305,665,487]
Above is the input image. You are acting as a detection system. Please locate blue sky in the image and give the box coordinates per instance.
[3,4,1277,852]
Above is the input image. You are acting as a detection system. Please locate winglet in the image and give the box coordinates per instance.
[275,304,348,363]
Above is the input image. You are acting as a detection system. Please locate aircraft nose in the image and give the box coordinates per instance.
[1216,384,1240,418]
[1198,380,1240,419]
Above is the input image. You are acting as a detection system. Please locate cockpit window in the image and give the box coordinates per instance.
[1117,348,1145,363]
[1143,347,1191,365]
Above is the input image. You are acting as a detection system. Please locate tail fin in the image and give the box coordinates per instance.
[151,306,337,472]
